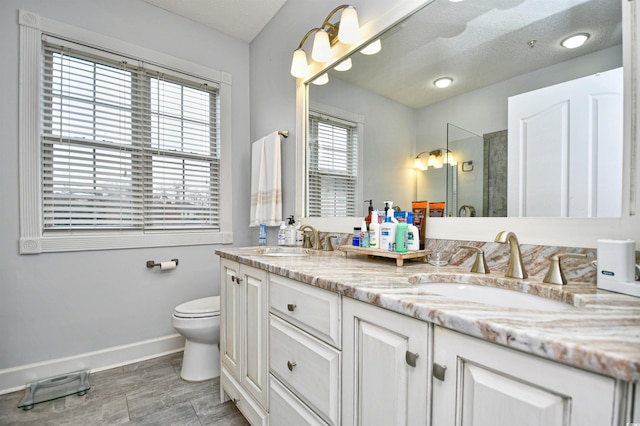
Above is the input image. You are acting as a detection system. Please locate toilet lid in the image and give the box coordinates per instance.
[174,296,220,318]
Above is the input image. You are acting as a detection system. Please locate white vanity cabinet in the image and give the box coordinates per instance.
[431,326,621,426]
[342,297,432,426]
[268,274,342,426]
[220,259,269,425]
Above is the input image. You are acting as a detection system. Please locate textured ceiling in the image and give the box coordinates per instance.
[325,0,622,109]
[142,0,287,42]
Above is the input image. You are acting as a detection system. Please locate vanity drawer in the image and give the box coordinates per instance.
[269,274,341,348]
[270,314,340,426]
[270,374,329,426]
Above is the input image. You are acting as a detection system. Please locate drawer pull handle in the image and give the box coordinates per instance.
[231,276,242,283]
[287,361,297,371]
[405,351,420,368]
[287,304,296,312]
[433,363,447,381]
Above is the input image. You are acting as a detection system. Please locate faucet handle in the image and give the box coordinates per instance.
[459,245,490,274]
[302,234,313,249]
[542,253,587,285]
[324,236,335,251]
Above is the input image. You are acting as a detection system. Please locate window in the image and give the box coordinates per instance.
[42,42,219,231]
[308,112,359,217]
[18,11,232,253]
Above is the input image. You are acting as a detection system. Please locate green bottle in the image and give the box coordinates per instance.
[395,219,408,253]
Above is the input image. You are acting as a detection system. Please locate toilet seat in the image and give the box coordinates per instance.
[174,296,220,319]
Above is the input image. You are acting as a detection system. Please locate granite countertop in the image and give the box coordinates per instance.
[215,246,640,382]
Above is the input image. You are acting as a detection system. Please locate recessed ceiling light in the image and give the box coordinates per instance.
[561,33,590,49]
[434,77,453,88]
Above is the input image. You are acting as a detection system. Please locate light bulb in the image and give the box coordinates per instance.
[312,73,329,85]
[361,39,381,55]
[338,6,359,44]
[434,77,453,88]
[290,49,308,78]
[312,29,332,62]
[334,58,352,72]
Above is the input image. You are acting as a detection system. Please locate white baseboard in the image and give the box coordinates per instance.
[0,334,184,395]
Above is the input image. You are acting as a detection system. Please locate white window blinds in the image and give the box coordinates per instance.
[308,113,358,217]
[41,39,220,232]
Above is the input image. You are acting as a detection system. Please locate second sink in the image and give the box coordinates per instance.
[423,283,575,311]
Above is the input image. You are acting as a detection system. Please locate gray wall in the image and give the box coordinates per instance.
[0,0,252,373]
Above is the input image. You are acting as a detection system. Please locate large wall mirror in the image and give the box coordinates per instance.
[297,0,638,246]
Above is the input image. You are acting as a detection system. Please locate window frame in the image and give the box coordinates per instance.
[307,102,364,218]
[18,10,233,254]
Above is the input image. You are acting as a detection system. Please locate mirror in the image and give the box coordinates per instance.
[306,0,623,218]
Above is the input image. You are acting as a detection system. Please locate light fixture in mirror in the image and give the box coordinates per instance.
[562,33,590,49]
[434,77,453,88]
[360,39,381,55]
[414,149,456,170]
[290,5,361,78]
[334,58,353,71]
[312,73,329,85]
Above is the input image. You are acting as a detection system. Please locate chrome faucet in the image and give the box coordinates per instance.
[300,224,321,250]
[494,231,528,279]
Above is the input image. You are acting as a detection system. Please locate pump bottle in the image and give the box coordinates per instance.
[379,209,397,251]
[407,212,420,251]
[369,211,380,249]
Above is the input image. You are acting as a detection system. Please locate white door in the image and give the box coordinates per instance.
[342,298,430,426]
[508,67,623,217]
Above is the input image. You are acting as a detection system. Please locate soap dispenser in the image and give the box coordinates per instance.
[285,215,296,246]
[379,209,397,251]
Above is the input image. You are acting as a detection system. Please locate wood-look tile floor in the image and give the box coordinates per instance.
[0,353,249,425]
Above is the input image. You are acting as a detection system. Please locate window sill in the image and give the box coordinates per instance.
[19,231,233,254]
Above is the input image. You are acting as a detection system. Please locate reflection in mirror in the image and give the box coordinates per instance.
[306,0,623,219]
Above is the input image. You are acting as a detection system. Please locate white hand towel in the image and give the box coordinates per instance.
[250,132,282,227]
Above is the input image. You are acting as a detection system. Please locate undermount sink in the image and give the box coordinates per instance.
[424,283,574,311]
[251,247,309,257]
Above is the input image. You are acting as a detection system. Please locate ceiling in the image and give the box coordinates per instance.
[324,0,622,109]
[142,0,287,43]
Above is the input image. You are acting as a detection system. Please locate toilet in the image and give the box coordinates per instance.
[172,296,221,381]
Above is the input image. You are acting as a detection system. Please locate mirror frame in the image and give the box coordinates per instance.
[296,0,639,248]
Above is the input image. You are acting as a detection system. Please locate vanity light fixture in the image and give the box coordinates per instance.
[361,39,382,55]
[561,33,590,49]
[434,77,453,88]
[290,5,360,78]
[413,149,456,170]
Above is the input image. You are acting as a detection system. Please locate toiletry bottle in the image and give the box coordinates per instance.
[278,221,286,246]
[369,210,380,249]
[259,223,267,246]
[395,218,408,253]
[407,212,420,251]
[360,219,369,248]
[295,224,303,246]
[380,209,397,251]
[285,216,296,246]
[353,227,361,247]
[364,200,374,225]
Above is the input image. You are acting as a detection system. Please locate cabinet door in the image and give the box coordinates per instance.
[220,258,241,380]
[241,264,269,409]
[432,326,618,426]
[342,298,431,426]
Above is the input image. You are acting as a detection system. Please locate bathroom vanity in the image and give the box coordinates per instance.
[216,246,640,425]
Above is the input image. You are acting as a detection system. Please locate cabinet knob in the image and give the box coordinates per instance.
[433,362,447,381]
[405,351,420,368]
[287,304,296,312]
[287,361,297,371]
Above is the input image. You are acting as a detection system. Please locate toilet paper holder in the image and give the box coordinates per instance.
[146,259,179,268]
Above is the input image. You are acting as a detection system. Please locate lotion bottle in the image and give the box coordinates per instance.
[395,218,408,253]
[380,209,397,251]
[407,212,420,251]
[369,210,380,249]
[278,222,286,246]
